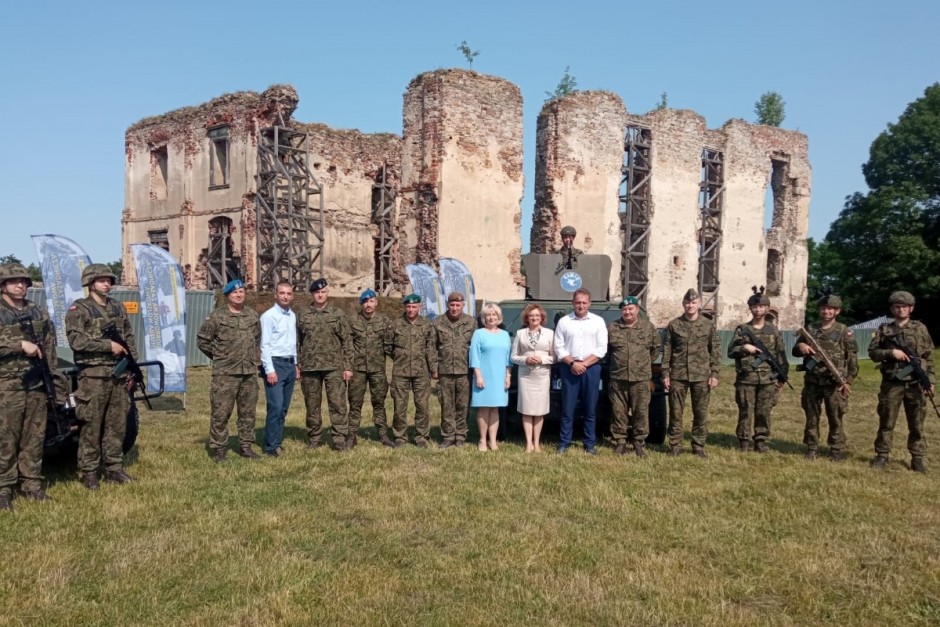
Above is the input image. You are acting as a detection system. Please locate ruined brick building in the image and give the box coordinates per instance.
[123,70,809,328]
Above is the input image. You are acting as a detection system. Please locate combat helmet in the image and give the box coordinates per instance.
[81,263,117,287]
[560,225,577,238]
[0,262,33,288]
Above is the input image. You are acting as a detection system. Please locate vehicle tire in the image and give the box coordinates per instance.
[647,393,667,445]
[123,404,139,453]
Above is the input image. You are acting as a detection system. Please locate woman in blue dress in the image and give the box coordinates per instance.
[470,303,512,451]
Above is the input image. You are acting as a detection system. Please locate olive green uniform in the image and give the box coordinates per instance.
[388,314,437,445]
[297,304,352,446]
[793,322,858,454]
[66,297,137,473]
[728,322,788,447]
[868,320,935,461]
[606,318,660,446]
[348,311,391,439]
[433,313,475,445]
[662,315,721,451]
[0,299,56,497]
[196,306,261,451]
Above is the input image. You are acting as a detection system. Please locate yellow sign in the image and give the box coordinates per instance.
[124,301,140,314]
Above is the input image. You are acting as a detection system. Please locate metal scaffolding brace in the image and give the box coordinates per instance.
[371,165,396,295]
[618,125,653,307]
[206,217,241,289]
[698,148,725,314]
[256,123,324,291]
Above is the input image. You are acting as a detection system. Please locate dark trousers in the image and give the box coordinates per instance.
[560,363,601,450]
[263,357,296,453]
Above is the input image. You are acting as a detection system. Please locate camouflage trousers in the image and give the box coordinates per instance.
[209,373,258,451]
[301,370,348,445]
[874,380,926,459]
[734,383,776,444]
[77,375,130,473]
[438,374,470,444]
[0,386,46,496]
[668,380,712,450]
[801,379,847,452]
[391,375,431,444]
[348,370,388,438]
[608,379,650,445]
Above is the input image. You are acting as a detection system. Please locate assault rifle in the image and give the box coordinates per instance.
[890,332,940,420]
[738,325,793,390]
[101,321,152,410]
[17,313,58,409]
[797,326,850,397]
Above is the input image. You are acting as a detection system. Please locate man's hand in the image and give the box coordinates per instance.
[891,348,910,362]
[662,376,671,392]
[571,361,586,376]
[266,372,278,385]
[707,376,719,390]
[839,383,851,398]
[110,340,126,356]
[21,340,41,358]
[743,344,761,356]
[795,342,815,356]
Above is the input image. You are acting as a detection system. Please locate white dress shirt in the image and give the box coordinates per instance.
[553,311,608,362]
[260,304,297,375]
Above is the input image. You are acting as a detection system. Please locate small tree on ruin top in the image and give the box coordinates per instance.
[754,91,786,127]
[456,41,480,68]
[545,67,578,101]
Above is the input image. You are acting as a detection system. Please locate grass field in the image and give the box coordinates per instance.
[1,358,939,625]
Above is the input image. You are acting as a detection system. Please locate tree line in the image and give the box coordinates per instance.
[0,254,122,284]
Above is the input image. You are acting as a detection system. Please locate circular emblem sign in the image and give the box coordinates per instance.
[560,271,583,293]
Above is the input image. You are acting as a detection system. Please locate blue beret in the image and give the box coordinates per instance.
[403,293,422,304]
[222,279,245,295]
[619,296,639,308]
[359,289,377,304]
[309,278,328,293]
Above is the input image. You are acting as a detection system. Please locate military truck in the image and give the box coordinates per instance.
[498,252,667,444]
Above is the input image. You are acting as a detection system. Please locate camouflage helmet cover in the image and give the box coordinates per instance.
[0,262,33,288]
[817,294,843,308]
[888,291,915,306]
[747,285,771,307]
[560,225,577,238]
[81,263,117,287]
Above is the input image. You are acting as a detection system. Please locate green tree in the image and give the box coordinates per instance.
[655,92,668,111]
[823,83,940,332]
[545,66,578,101]
[0,254,41,283]
[107,260,124,282]
[754,91,786,127]
[455,41,479,68]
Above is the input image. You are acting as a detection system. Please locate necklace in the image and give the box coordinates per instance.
[526,327,540,349]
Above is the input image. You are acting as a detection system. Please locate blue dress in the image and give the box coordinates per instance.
[469,328,512,407]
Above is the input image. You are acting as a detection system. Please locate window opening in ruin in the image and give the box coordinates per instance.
[764,158,788,295]
[148,229,170,251]
[206,216,241,288]
[371,165,397,295]
[618,125,652,307]
[209,125,229,189]
[697,148,725,315]
[151,146,168,201]
[255,122,324,290]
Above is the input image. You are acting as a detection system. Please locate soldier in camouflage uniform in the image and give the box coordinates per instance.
[554,225,584,270]
[388,294,437,448]
[297,278,353,451]
[792,294,858,462]
[607,296,660,458]
[663,289,721,458]
[348,289,392,448]
[0,263,57,510]
[727,287,789,453]
[868,291,935,473]
[196,278,262,462]
[66,264,139,488]
[433,292,475,448]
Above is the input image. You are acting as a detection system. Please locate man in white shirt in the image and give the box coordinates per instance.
[553,288,608,454]
[260,281,299,456]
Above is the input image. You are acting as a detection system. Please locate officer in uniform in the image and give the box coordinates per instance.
[663,289,721,458]
[433,292,475,448]
[868,291,934,472]
[297,278,352,451]
[607,296,661,458]
[0,263,57,510]
[388,294,437,448]
[66,263,138,488]
[792,294,858,461]
[347,289,392,448]
[727,286,788,452]
[196,278,262,462]
[555,225,584,270]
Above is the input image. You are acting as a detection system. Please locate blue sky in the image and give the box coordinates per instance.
[1,0,937,265]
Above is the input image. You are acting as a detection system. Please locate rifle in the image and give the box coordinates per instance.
[101,321,152,410]
[797,326,850,396]
[890,332,940,420]
[738,325,793,390]
[17,313,58,409]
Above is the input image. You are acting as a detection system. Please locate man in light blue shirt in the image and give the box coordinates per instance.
[260,281,299,456]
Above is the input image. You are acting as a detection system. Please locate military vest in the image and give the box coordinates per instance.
[0,300,48,379]
[70,297,127,367]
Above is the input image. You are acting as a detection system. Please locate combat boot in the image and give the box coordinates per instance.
[105,469,137,484]
[381,434,395,448]
[804,449,818,461]
[911,458,928,474]
[613,442,627,456]
[238,445,260,459]
[692,448,708,459]
[739,441,752,453]
[632,442,646,459]
[0,493,12,511]
[668,444,682,457]
[346,433,358,450]
[869,456,888,470]
[20,488,51,502]
[81,472,100,491]
[829,450,845,463]
[439,440,455,449]
[213,448,228,463]
[755,441,770,454]
[331,440,347,452]
[307,439,322,450]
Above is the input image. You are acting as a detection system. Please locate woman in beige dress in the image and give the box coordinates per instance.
[510,304,555,452]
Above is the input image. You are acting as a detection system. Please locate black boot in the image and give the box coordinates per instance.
[0,493,12,511]
[105,469,137,484]
[81,472,100,491]
[238,445,260,459]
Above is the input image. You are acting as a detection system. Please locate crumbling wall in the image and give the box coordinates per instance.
[402,69,524,301]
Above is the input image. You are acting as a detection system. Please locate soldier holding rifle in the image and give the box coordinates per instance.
[793,294,858,461]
